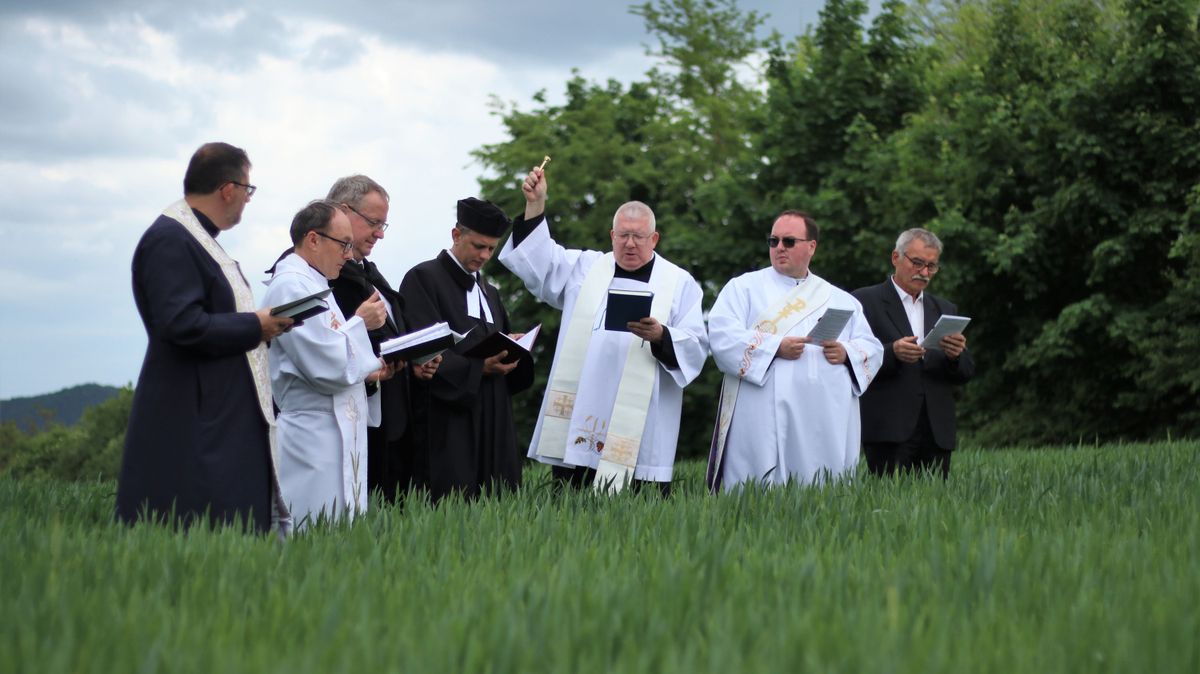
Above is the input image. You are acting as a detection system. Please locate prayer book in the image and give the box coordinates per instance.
[919,315,971,350]
[463,324,541,365]
[269,288,332,323]
[605,289,654,331]
[806,308,854,342]
[380,322,471,364]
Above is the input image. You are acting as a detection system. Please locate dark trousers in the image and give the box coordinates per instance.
[551,465,673,498]
[863,401,952,479]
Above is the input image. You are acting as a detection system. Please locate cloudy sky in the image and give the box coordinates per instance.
[0,0,873,399]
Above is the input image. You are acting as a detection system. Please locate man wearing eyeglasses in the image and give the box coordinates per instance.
[262,200,389,527]
[326,175,439,505]
[118,142,294,535]
[706,211,883,492]
[853,228,974,478]
[499,167,708,494]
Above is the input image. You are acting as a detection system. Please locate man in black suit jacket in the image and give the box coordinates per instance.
[327,175,439,503]
[853,228,974,477]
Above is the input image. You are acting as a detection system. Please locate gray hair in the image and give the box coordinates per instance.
[895,228,943,255]
[327,174,389,208]
[612,201,657,232]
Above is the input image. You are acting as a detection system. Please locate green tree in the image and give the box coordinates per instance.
[758,0,935,289]
[474,0,768,459]
[883,0,1199,444]
[3,387,132,481]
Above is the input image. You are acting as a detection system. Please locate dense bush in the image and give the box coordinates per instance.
[0,387,131,481]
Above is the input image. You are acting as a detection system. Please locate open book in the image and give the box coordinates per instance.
[919,314,971,350]
[463,325,541,365]
[269,288,332,323]
[379,322,471,365]
[605,289,653,331]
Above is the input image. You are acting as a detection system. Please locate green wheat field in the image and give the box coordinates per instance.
[3,442,1197,673]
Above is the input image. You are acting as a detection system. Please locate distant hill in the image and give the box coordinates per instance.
[0,384,123,432]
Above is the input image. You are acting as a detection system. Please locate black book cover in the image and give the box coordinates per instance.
[270,288,332,324]
[462,325,540,364]
[604,289,653,331]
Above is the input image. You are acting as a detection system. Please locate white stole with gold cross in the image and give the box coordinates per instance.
[707,275,831,491]
[533,253,681,493]
[163,199,293,536]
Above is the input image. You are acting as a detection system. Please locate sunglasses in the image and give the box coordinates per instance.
[767,236,812,249]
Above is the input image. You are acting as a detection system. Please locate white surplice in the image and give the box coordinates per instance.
[262,254,381,527]
[708,268,883,490]
[498,219,708,482]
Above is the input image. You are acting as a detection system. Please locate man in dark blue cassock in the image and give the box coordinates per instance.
[117,142,294,534]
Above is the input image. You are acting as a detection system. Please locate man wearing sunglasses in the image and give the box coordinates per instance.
[118,142,294,535]
[853,229,974,478]
[326,175,439,505]
[706,211,883,492]
[262,200,389,527]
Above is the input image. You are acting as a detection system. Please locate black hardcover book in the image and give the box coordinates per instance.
[269,288,333,324]
[604,289,653,331]
[462,325,541,365]
[379,323,470,364]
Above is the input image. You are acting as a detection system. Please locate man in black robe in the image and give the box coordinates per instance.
[326,175,439,503]
[117,142,293,533]
[399,198,533,501]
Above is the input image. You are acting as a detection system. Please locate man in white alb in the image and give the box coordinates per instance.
[262,200,389,526]
[706,210,883,491]
[499,166,708,494]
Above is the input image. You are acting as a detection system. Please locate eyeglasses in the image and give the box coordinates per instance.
[314,230,354,254]
[344,203,389,232]
[614,231,653,243]
[767,236,812,249]
[228,181,257,197]
[903,253,941,273]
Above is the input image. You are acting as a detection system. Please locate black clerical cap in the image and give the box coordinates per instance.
[456,197,511,237]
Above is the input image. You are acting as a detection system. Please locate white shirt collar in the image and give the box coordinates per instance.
[890,276,922,304]
[770,267,809,286]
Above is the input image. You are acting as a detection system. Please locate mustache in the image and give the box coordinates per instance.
[911,274,930,282]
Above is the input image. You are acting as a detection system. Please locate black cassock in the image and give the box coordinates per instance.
[399,251,533,501]
[117,211,272,532]
[330,259,412,502]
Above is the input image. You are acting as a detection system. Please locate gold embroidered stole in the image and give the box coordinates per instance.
[533,253,681,493]
[708,275,831,489]
[592,264,680,493]
[164,200,292,535]
[533,255,615,461]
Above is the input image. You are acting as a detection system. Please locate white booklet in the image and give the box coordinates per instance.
[379,322,472,364]
[806,308,854,342]
[919,315,971,350]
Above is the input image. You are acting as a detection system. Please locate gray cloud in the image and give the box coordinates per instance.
[163,8,293,71]
[3,1,841,75]
[302,32,367,70]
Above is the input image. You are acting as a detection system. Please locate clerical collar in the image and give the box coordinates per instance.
[615,254,656,283]
[436,250,478,291]
[192,208,220,237]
